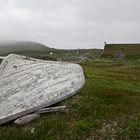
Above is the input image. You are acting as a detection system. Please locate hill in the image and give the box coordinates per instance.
[101,44,140,59]
[0,41,102,61]
[0,41,58,60]
[0,41,53,55]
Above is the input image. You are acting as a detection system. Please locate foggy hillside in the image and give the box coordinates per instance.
[0,41,52,56]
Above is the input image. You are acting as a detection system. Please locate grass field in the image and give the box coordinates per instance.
[0,60,140,140]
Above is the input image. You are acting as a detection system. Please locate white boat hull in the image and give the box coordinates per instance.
[0,54,85,124]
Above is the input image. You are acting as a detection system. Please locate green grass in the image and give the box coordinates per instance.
[0,60,140,139]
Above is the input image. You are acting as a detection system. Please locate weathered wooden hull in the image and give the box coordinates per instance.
[0,54,85,124]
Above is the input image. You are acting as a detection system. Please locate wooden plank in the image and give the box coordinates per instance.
[14,106,67,126]
[36,106,67,114]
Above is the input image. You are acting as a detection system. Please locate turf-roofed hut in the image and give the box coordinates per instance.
[101,43,140,59]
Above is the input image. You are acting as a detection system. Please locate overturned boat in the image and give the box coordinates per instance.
[0,54,85,124]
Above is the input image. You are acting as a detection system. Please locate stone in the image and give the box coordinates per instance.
[0,54,85,124]
[14,113,40,126]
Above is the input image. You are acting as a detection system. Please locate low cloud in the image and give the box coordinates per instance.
[0,0,140,49]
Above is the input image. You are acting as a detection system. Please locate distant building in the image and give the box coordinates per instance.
[101,43,140,59]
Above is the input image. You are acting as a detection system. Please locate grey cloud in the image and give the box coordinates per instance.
[0,0,140,49]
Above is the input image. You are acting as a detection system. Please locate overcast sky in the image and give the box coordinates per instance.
[0,0,140,49]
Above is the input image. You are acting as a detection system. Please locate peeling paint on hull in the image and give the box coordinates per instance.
[0,54,85,124]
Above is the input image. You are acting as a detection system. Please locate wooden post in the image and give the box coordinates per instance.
[36,106,67,114]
